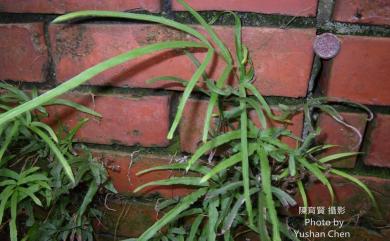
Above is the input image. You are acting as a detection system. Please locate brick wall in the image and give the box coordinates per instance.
[0,0,389,240]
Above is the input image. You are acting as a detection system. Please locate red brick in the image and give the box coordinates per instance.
[293,176,390,226]
[179,99,209,154]
[0,0,161,13]
[95,201,158,238]
[50,24,315,97]
[93,150,194,198]
[333,0,390,26]
[320,35,390,106]
[364,114,390,167]
[49,24,201,91]
[45,92,171,147]
[316,112,368,168]
[0,23,48,82]
[224,27,315,97]
[172,0,318,17]
[180,99,303,153]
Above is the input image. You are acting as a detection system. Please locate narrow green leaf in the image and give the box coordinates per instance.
[19,167,40,178]
[10,192,18,241]
[201,144,257,183]
[202,65,232,143]
[180,2,234,144]
[317,105,343,120]
[0,121,19,164]
[288,155,296,176]
[134,177,209,193]
[258,147,281,241]
[222,107,242,120]
[146,75,210,96]
[206,80,233,96]
[0,41,206,127]
[0,185,14,224]
[183,50,210,82]
[246,98,267,129]
[17,187,42,206]
[271,187,297,207]
[0,180,16,187]
[298,157,334,203]
[241,45,248,65]
[30,121,59,143]
[64,117,89,142]
[156,199,178,212]
[297,180,308,218]
[330,169,378,210]
[239,73,253,226]
[257,192,271,241]
[175,208,203,220]
[206,182,242,199]
[200,153,241,183]
[223,232,233,241]
[45,98,102,117]
[0,168,19,180]
[297,128,320,154]
[307,144,338,154]
[222,188,260,233]
[137,163,213,180]
[128,188,208,241]
[208,198,219,241]
[77,181,98,225]
[168,49,213,139]
[29,126,75,184]
[217,195,234,229]
[318,152,360,163]
[186,215,203,241]
[0,83,30,102]
[230,11,245,73]
[245,58,255,82]
[177,0,231,64]
[147,75,188,85]
[244,83,284,122]
[186,130,241,171]
[52,10,210,46]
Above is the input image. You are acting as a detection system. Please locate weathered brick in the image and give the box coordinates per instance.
[172,0,318,17]
[45,92,171,147]
[333,0,390,26]
[180,99,209,154]
[0,23,48,82]
[180,99,303,153]
[292,176,390,226]
[0,0,161,13]
[364,114,390,167]
[49,24,203,90]
[316,112,368,168]
[93,150,194,198]
[95,201,158,238]
[233,27,315,97]
[50,24,315,97]
[320,35,390,106]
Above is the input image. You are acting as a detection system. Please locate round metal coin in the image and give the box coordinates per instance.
[313,33,341,59]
